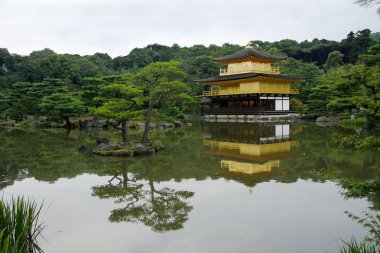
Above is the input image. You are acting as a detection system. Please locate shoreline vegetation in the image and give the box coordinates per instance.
[0,197,44,253]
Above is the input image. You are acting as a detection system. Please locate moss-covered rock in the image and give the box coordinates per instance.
[93,141,164,156]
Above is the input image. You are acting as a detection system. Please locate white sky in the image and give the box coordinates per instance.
[0,0,379,57]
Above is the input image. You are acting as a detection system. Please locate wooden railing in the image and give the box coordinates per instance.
[203,88,299,96]
[202,109,295,115]
[221,160,280,174]
[220,66,280,76]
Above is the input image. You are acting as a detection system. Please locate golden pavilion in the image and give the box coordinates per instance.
[197,42,304,116]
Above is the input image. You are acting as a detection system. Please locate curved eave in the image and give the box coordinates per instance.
[214,48,286,64]
[195,73,305,84]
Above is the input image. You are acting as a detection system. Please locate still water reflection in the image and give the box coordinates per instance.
[0,122,379,253]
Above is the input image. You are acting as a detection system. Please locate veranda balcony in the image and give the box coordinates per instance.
[219,65,280,76]
[202,88,299,96]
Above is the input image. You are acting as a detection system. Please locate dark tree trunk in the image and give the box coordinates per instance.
[122,167,129,187]
[121,119,128,143]
[65,117,72,129]
[146,162,156,210]
[142,101,153,143]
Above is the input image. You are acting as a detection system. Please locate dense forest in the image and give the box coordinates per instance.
[0,29,379,127]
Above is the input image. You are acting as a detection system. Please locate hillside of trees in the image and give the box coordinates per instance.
[0,28,379,127]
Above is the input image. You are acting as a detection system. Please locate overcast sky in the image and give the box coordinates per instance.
[0,0,379,57]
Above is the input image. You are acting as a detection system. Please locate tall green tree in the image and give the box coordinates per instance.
[353,67,380,124]
[39,88,85,127]
[301,65,364,116]
[341,29,374,63]
[0,91,9,119]
[323,51,344,71]
[360,42,380,65]
[6,79,66,120]
[80,77,108,109]
[93,83,142,143]
[353,41,380,125]
[134,61,190,143]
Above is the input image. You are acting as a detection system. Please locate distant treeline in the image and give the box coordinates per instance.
[0,29,378,87]
[0,29,379,125]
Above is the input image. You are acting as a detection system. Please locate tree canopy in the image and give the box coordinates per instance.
[0,28,379,128]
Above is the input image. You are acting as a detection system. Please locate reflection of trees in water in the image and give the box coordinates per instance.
[1,124,379,209]
[92,159,194,233]
[0,128,128,186]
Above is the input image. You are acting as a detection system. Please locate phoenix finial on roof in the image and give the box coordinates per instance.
[246,41,253,48]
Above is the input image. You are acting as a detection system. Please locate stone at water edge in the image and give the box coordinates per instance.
[316,116,340,123]
[78,145,87,152]
[174,121,183,128]
[96,137,110,145]
[158,121,175,128]
[92,141,164,156]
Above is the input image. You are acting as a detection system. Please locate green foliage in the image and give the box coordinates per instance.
[157,105,186,121]
[350,42,380,124]
[39,90,85,125]
[339,135,380,151]
[6,79,68,120]
[0,91,10,119]
[92,83,142,142]
[324,50,344,71]
[93,83,142,122]
[302,64,365,117]
[0,29,378,123]
[340,238,379,253]
[80,77,108,109]
[340,117,367,128]
[340,179,380,198]
[346,212,380,246]
[134,61,190,106]
[341,29,374,63]
[360,44,380,65]
[134,61,192,142]
[327,97,356,112]
[264,38,341,66]
[0,197,44,253]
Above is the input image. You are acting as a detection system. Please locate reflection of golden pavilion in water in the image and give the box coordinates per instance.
[203,123,299,177]
[221,160,280,175]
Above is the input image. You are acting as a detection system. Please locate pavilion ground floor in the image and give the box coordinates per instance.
[201,94,294,115]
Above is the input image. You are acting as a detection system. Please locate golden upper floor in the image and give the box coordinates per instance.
[220,62,280,76]
[214,43,285,76]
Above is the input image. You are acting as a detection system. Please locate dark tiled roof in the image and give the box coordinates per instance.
[196,72,305,83]
[214,48,286,62]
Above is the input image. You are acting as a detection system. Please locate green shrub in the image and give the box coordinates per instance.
[340,117,366,129]
[340,238,379,253]
[0,197,44,253]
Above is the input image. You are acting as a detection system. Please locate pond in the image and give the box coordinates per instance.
[0,122,379,253]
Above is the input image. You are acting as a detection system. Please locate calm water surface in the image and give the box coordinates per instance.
[0,122,379,253]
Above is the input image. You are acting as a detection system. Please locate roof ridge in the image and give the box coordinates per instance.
[214,47,286,62]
